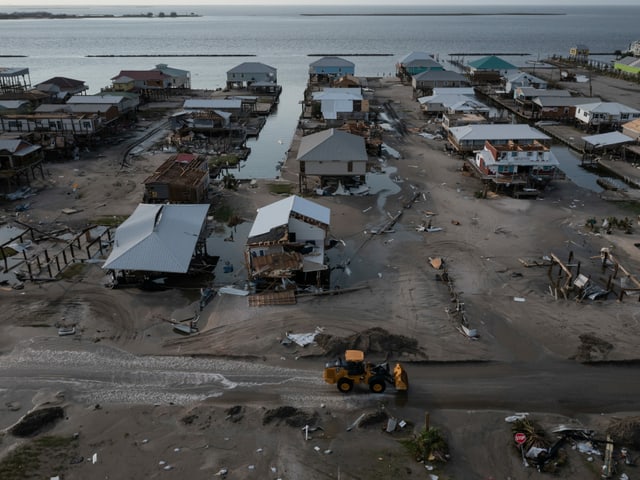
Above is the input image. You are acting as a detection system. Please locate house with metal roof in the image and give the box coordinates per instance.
[575,102,640,131]
[154,64,191,89]
[66,93,139,115]
[309,57,355,83]
[396,52,443,78]
[34,77,89,101]
[226,62,277,89]
[102,203,210,275]
[297,128,368,192]
[504,71,548,94]
[418,93,490,117]
[447,124,550,153]
[411,70,470,95]
[245,195,331,294]
[311,87,366,122]
[0,138,44,192]
[111,70,167,92]
[183,98,253,117]
[582,131,635,152]
[0,100,30,114]
[531,96,601,121]
[613,56,640,76]
[1,111,104,138]
[467,56,518,83]
[514,87,571,113]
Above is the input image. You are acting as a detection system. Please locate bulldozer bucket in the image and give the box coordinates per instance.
[393,363,409,391]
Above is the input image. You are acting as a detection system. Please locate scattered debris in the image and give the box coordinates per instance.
[284,326,324,347]
[429,257,443,270]
[346,413,367,432]
[218,285,249,296]
[58,326,76,336]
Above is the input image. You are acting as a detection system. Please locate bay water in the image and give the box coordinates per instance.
[1,4,638,180]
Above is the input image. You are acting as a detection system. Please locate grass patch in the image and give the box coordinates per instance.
[1,246,18,257]
[92,216,126,227]
[0,435,78,480]
[57,262,88,280]
[267,183,294,195]
[210,154,240,168]
[212,203,235,223]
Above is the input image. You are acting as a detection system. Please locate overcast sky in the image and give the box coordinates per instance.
[2,0,638,6]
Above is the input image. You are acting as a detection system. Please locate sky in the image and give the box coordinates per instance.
[1,0,638,6]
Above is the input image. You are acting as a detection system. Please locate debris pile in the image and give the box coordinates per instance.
[571,333,614,362]
[607,417,640,450]
[262,406,319,428]
[314,327,422,358]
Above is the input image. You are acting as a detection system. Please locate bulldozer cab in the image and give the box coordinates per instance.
[344,349,365,376]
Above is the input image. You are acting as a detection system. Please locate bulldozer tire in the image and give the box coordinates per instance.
[369,377,386,393]
[337,378,354,393]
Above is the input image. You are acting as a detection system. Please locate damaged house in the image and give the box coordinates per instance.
[142,153,210,204]
[245,195,331,294]
[0,138,44,193]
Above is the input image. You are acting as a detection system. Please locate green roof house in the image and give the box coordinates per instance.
[468,56,518,75]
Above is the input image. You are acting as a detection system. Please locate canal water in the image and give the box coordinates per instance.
[551,146,603,193]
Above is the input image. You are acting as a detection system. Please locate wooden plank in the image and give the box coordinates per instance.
[248,290,296,307]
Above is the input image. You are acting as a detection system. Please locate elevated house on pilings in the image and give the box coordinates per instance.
[0,67,31,95]
[226,62,279,92]
[471,139,560,196]
[245,195,331,294]
[309,56,355,85]
[0,138,44,194]
[110,64,190,101]
[34,77,89,102]
[102,203,211,287]
[395,51,443,82]
[296,128,369,194]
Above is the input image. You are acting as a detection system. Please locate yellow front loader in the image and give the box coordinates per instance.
[323,349,409,394]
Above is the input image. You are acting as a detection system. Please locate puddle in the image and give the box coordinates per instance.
[366,165,402,211]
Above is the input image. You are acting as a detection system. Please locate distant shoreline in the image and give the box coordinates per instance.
[301,13,566,17]
[0,12,200,20]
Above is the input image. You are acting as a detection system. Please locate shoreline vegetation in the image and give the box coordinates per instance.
[0,11,566,20]
[300,12,566,16]
[0,12,200,20]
